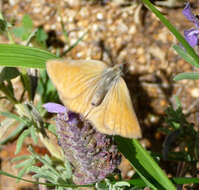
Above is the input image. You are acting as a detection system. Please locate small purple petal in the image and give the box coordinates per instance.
[183,2,199,28]
[184,28,199,47]
[43,103,67,113]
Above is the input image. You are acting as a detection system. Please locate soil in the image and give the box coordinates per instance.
[1,0,199,189]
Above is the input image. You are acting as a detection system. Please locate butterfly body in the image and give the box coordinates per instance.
[46,59,142,138]
[91,65,122,106]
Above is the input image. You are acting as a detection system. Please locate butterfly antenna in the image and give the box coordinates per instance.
[98,39,115,66]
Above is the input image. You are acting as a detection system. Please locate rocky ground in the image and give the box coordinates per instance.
[1,0,199,189]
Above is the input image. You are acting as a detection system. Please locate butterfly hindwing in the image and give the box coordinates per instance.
[88,77,141,138]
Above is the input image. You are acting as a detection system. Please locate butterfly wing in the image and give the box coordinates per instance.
[88,77,142,138]
[46,59,108,115]
[47,59,141,138]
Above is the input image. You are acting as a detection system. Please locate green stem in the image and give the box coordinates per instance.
[0,82,18,104]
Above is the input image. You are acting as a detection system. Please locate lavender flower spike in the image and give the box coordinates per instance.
[183,2,199,47]
[43,102,121,185]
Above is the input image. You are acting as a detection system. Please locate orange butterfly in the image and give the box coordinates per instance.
[46,59,142,138]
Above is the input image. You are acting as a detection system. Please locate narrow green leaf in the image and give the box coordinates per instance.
[0,118,16,139]
[30,125,38,144]
[17,162,34,181]
[0,67,20,83]
[20,69,31,100]
[0,44,57,68]
[141,0,199,67]
[63,160,72,179]
[47,124,56,135]
[0,111,24,122]
[172,177,199,184]
[127,178,146,187]
[14,158,33,169]
[0,82,18,104]
[61,32,87,56]
[173,45,199,68]
[11,155,30,162]
[174,72,199,81]
[0,123,26,145]
[37,169,58,180]
[15,129,31,154]
[0,19,7,33]
[36,157,59,176]
[32,173,56,183]
[29,166,41,174]
[128,177,199,186]
[115,137,177,190]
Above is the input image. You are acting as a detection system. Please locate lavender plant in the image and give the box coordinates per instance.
[44,103,121,185]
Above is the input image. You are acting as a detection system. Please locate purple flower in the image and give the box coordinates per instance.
[43,103,67,113]
[43,103,121,185]
[183,2,199,47]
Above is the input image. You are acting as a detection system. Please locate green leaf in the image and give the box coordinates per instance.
[63,160,72,179]
[0,67,20,83]
[128,177,199,186]
[0,44,57,68]
[0,111,24,122]
[173,45,199,68]
[20,69,32,100]
[0,82,18,103]
[17,161,34,181]
[30,125,38,144]
[37,69,59,103]
[0,19,7,33]
[12,27,26,39]
[15,129,31,154]
[141,0,199,68]
[36,168,58,181]
[0,123,26,145]
[32,173,56,183]
[0,118,16,141]
[61,31,87,56]
[173,72,199,81]
[29,166,41,174]
[115,137,177,190]
[172,177,199,184]
[22,15,33,30]
[11,155,30,162]
[47,124,56,135]
[36,28,48,43]
[113,181,130,188]
[14,158,33,169]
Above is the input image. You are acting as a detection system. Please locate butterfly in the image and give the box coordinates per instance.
[46,59,142,138]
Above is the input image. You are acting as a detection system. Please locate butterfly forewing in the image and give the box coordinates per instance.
[47,60,107,115]
[47,60,107,98]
